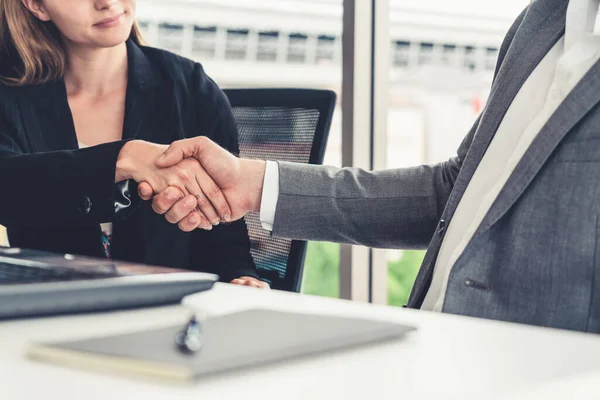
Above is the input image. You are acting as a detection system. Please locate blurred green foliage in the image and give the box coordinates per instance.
[301,241,425,306]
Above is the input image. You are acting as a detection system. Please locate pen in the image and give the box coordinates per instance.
[175,315,204,354]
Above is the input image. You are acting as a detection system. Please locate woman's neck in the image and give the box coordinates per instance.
[63,42,128,97]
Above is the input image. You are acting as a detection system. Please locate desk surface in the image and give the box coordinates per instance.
[2,283,600,400]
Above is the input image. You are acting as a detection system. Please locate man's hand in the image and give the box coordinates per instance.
[231,276,270,289]
[116,140,231,230]
[138,137,267,229]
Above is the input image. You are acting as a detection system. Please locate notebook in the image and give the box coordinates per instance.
[26,309,415,382]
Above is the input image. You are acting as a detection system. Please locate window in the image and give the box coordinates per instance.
[287,33,308,63]
[464,45,477,71]
[392,41,411,68]
[225,29,249,61]
[158,23,184,54]
[485,47,499,71]
[193,26,217,60]
[418,42,435,66]
[442,44,457,66]
[257,32,279,62]
[316,35,337,64]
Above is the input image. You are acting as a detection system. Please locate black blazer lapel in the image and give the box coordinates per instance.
[111,41,184,262]
[16,81,78,152]
[123,40,160,141]
[121,40,183,143]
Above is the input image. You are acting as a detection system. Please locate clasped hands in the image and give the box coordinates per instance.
[115,137,268,288]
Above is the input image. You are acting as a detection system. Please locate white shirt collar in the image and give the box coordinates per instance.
[566,0,600,44]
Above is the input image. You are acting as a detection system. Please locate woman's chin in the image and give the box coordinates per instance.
[91,23,135,48]
[90,33,131,49]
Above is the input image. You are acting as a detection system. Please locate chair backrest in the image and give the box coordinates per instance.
[224,88,336,292]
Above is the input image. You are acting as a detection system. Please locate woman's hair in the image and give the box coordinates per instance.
[0,0,144,86]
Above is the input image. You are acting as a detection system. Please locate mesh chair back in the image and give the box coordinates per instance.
[224,89,336,291]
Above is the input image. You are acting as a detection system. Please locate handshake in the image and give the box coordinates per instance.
[116,137,266,231]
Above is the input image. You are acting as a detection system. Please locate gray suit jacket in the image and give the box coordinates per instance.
[271,0,600,333]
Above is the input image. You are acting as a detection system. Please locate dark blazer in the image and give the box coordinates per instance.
[0,40,259,282]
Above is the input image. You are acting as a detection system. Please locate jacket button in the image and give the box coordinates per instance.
[438,219,446,237]
[78,196,92,215]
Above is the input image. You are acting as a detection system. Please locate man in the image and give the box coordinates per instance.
[140,0,600,333]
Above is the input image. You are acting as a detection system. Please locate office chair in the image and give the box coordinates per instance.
[224,88,336,292]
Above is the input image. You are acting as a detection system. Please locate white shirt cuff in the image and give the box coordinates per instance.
[259,161,280,231]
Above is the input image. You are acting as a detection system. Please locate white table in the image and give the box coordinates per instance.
[1,283,600,400]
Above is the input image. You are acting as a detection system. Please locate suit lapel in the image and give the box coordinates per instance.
[442,0,568,225]
[473,58,600,241]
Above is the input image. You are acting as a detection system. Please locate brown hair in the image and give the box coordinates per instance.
[0,0,144,86]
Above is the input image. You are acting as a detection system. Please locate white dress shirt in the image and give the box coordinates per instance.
[259,160,280,231]
[260,0,600,311]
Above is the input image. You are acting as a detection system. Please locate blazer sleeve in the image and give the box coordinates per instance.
[0,112,130,229]
[272,118,478,250]
[271,5,530,249]
[187,63,259,282]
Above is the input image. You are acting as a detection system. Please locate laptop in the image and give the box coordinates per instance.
[0,247,218,319]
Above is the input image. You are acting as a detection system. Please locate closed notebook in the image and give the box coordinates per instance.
[26,308,415,382]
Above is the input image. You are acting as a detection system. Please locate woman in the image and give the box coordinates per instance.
[0,0,268,288]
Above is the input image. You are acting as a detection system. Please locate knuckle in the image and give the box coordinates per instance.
[179,220,194,232]
[181,173,192,184]
[185,198,198,210]
[181,158,199,169]
[196,196,209,207]
[197,214,209,225]
[152,199,166,214]
[174,168,189,182]
[207,186,221,198]
[161,192,176,205]
[189,160,201,172]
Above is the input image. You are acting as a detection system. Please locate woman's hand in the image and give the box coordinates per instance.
[115,140,166,183]
[230,276,271,289]
[138,136,266,230]
[115,140,232,230]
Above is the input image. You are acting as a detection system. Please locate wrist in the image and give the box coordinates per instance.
[115,140,140,182]
[242,159,266,212]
